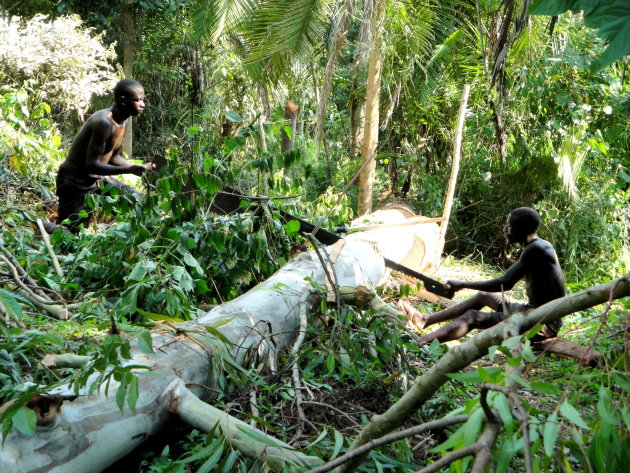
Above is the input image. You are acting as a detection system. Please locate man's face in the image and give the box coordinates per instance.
[124,87,145,117]
[504,215,517,243]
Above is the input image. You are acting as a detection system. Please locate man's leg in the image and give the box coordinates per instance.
[56,173,97,233]
[418,309,507,344]
[400,292,504,329]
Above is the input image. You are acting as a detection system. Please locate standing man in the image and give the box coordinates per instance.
[401,207,565,344]
[55,79,155,232]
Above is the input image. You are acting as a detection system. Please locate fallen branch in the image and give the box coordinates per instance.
[36,218,64,279]
[306,414,469,473]
[41,353,91,369]
[170,379,322,471]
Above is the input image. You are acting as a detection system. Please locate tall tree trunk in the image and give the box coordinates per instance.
[315,0,354,146]
[357,0,385,216]
[436,84,470,259]
[349,0,372,157]
[122,0,135,158]
[281,100,299,153]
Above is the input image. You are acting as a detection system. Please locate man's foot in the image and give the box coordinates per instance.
[398,300,429,330]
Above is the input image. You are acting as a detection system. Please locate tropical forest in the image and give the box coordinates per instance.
[0,1,628,472]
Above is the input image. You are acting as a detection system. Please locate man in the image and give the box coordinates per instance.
[55,79,155,232]
[402,207,565,344]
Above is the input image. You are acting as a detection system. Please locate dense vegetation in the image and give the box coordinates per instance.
[0,1,628,472]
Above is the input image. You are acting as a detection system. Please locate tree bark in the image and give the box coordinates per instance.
[435,84,470,259]
[357,0,385,216]
[315,0,354,146]
[0,210,433,473]
[281,100,299,153]
[349,0,372,158]
[122,0,135,158]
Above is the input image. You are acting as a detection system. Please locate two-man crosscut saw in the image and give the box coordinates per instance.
[279,212,455,299]
[205,187,454,299]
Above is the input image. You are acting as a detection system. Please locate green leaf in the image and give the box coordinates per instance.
[128,375,139,412]
[181,437,222,463]
[530,0,630,70]
[530,0,578,16]
[543,412,560,456]
[225,110,242,122]
[181,250,203,275]
[171,265,194,292]
[0,289,23,321]
[187,125,201,137]
[495,393,513,427]
[597,387,620,426]
[331,429,344,460]
[116,375,128,411]
[283,219,301,236]
[530,381,561,395]
[136,331,154,354]
[283,125,292,140]
[447,371,482,383]
[560,400,590,430]
[197,443,225,473]
[235,424,285,449]
[463,408,484,442]
[13,407,37,436]
[205,326,234,346]
[135,308,184,323]
[220,450,239,473]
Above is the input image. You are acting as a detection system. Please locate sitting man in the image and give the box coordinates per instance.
[55,78,155,232]
[402,207,565,344]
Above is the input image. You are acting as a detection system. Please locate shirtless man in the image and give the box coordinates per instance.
[402,207,565,344]
[55,79,155,232]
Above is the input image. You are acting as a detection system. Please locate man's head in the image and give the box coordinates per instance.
[113,79,145,117]
[504,207,541,243]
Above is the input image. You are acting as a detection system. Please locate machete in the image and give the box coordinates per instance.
[279,212,454,299]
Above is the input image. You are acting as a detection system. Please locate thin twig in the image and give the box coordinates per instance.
[36,218,64,279]
[291,299,309,437]
[415,440,484,473]
[306,415,469,473]
[306,234,341,308]
[249,389,259,428]
[0,255,56,305]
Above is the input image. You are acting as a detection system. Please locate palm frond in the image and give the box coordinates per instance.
[244,0,331,64]
[190,0,256,43]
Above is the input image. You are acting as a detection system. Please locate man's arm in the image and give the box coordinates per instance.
[448,252,530,293]
[83,119,149,176]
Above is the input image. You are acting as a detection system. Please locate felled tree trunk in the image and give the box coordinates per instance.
[0,210,438,473]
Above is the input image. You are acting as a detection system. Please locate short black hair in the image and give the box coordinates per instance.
[508,207,541,236]
[113,79,143,101]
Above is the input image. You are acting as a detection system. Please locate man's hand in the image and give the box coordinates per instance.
[130,162,156,176]
[446,279,466,293]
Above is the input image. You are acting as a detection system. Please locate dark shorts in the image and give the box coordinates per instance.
[55,168,139,231]
[484,293,562,339]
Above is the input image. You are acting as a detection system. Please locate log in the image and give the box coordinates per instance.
[0,209,434,473]
[534,337,599,366]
